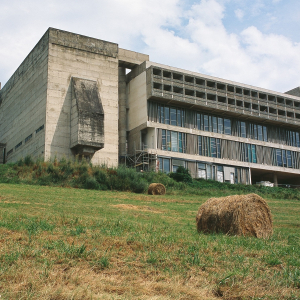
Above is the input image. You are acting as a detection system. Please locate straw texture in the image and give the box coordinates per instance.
[196,193,273,239]
[148,183,166,195]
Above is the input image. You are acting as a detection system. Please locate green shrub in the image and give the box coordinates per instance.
[169,166,192,183]
[84,177,100,190]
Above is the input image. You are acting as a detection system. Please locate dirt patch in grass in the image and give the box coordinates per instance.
[112,204,163,214]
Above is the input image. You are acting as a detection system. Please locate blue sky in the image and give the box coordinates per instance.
[0,0,299,92]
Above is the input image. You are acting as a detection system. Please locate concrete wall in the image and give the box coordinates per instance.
[46,29,119,167]
[286,87,300,98]
[0,32,48,162]
[127,71,147,131]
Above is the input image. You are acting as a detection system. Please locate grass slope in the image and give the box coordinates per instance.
[0,183,299,299]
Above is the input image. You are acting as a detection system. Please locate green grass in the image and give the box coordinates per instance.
[0,183,299,299]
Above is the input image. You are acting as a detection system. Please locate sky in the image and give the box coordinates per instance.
[0,0,299,93]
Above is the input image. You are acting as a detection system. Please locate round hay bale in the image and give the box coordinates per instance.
[148,183,166,195]
[196,193,273,239]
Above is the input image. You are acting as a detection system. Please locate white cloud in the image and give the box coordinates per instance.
[235,8,244,21]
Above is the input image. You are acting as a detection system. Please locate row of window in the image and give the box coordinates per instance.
[7,124,44,157]
[158,129,300,169]
[148,101,300,147]
[152,68,298,107]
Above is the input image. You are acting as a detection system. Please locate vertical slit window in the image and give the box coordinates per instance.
[163,158,170,173]
[179,132,183,153]
[211,138,216,158]
[165,107,170,125]
[276,149,282,167]
[263,126,268,142]
[247,144,252,163]
[212,116,218,133]
[197,113,201,130]
[218,117,224,134]
[254,124,258,140]
[207,165,212,179]
[282,150,287,167]
[204,115,209,131]
[287,151,292,167]
[198,136,202,156]
[252,145,257,163]
[224,119,231,135]
[167,131,171,151]
[160,105,164,124]
[258,125,263,141]
[296,132,300,147]
[170,108,176,126]
[216,139,221,158]
[162,130,166,150]
[171,131,178,152]
[177,109,182,127]
[241,122,246,138]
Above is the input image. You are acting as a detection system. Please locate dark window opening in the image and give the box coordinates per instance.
[196,78,205,86]
[227,85,234,93]
[236,100,243,107]
[163,71,171,78]
[185,89,194,96]
[286,99,293,106]
[218,96,226,103]
[153,68,161,76]
[173,86,183,94]
[7,149,13,156]
[207,81,216,88]
[294,101,300,108]
[25,134,33,143]
[278,110,286,116]
[153,82,162,89]
[269,107,277,114]
[252,104,258,110]
[173,73,183,81]
[244,89,250,96]
[296,113,300,120]
[163,84,171,92]
[251,91,258,97]
[207,94,216,101]
[196,91,205,99]
[36,125,44,134]
[185,76,194,83]
[268,95,276,102]
[287,111,294,118]
[244,102,251,109]
[217,83,226,90]
[15,141,22,150]
[228,98,235,105]
[259,93,267,100]
[277,97,285,104]
[236,87,243,94]
[260,106,267,113]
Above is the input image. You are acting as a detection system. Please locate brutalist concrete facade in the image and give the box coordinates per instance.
[1,28,300,185]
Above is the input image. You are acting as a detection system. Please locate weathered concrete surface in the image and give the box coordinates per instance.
[0,31,48,163]
[71,78,104,155]
[286,87,300,98]
[46,28,119,167]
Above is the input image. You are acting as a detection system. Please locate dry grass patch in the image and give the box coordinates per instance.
[112,204,163,214]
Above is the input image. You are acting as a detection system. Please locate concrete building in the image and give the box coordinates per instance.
[1,28,300,186]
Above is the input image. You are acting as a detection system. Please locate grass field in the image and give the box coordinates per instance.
[0,183,299,299]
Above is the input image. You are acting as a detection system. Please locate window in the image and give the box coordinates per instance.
[252,145,257,163]
[163,158,170,173]
[170,108,177,126]
[258,125,263,141]
[241,122,246,138]
[224,119,231,135]
[211,138,216,158]
[36,124,44,134]
[198,136,202,156]
[204,115,209,131]
[276,149,282,167]
[212,117,218,133]
[218,117,224,134]
[263,126,268,142]
[198,163,206,179]
[287,151,292,168]
[165,107,170,125]
[162,130,166,150]
[167,131,171,151]
[171,131,178,152]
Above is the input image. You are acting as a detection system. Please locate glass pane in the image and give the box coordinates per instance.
[296,132,300,147]
[207,165,212,179]
[276,149,282,167]
[258,125,263,141]
[287,150,292,167]
[177,109,182,127]
[160,106,164,123]
[248,144,252,163]
[158,158,163,171]
[224,119,231,135]
[167,131,171,151]
[165,107,170,125]
[211,138,216,158]
[241,122,246,138]
[172,165,178,173]
[162,129,166,150]
[204,115,209,131]
[216,139,221,158]
[170,108,177,126]
[263,126,268,142]
[252,145,257,163]
[209,116,212,132]
[163,158,170,173]
[254,124,258,140]
[282,150,287,167]
[198,136,202,155]
[179,132,183,153]
[171,131,178,152]
[196,113,201,130]
[198,163,206,169]
[212,116,218,133]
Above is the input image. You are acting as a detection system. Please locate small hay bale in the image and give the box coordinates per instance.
[196,193,273,239]
[148,183,166,195]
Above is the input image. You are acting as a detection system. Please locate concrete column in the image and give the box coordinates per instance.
[273,173,278,187]
[118,67,127,157]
